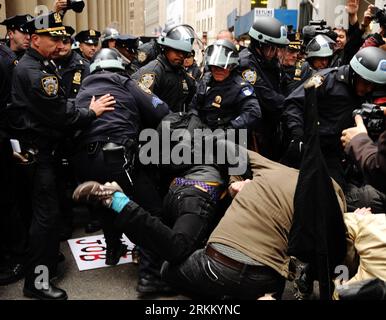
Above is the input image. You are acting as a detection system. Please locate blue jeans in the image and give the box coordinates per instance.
[161,248,286,300]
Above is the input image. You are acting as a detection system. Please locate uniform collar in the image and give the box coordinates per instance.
[27,47,49,62]
[158,53,183,72]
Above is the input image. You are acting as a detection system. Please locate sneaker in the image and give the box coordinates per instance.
[105,243,128,266]
[73,181,123,207]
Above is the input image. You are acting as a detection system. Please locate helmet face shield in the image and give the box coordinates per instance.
[205,43,239,70]
[158,24,201,53]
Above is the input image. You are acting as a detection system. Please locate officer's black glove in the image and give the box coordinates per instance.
[281,138,304,169]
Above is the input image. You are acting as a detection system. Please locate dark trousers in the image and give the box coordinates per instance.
[71,144,133,248]
[161,249,286,300]
[24,150,61,286]
[0,137,28,266]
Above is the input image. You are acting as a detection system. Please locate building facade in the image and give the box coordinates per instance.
[0,0,145,38]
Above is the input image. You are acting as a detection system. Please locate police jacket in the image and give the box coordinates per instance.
[8,48,96,145]
[239,46,286,117]
[282,61,314,97]
[0,43,18,135]
[190,72,261,131]
[75,71,170,146]
[185,62,202,81]
[132,54,196,113]
[283,65,364,140]
[0,43,17,111]
[56,51,90,99]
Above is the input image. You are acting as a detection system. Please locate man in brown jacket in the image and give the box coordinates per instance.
[342,114,386,193]
[73,148,347,299]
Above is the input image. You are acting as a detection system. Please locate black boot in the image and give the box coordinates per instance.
[0,263,24,286]
[105,243,127,266]
[23,282,68,300]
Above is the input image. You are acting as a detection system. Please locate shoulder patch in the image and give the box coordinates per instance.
[41,76,59,97]
[242,70,258,85]
[241,86,253,97]
[137,81,152,95]
[138,51,148,63]
[304,74,325,89]
[139,73,156,89]
[152,96,163,108]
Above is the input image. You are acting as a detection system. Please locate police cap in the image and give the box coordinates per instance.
[115,35,139,52]
[75,29,101,45]
[23,12,68,37]
[0,14,33,33]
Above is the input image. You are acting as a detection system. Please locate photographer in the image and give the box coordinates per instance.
[342,113,386,193]
[360,4,386,50]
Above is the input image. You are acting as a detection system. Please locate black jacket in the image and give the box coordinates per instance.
[132,54,196,113]
[190,72,261,131]
[56,51,90,99]
[7,48,96,145]
[75,71,170,145]
[283,65,363,140]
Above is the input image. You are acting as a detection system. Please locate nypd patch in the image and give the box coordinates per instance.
[139,73,156,89]
[241,87,253,97]
[138,51,148,63]
[41,76,59,97]
[152,96,163,108]
[242,70,258,85]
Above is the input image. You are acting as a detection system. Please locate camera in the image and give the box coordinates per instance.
[302,20,338,46]
[372,5,386,28]
[67,0,85,13]
[353,103,385,138]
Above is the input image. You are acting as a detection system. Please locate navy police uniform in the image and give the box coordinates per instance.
[132,54,196,113]
[239,46,287,160]
[71,70,170,250]
[190,72,261,131]
[7,13,97,290]
[283,65,364,188]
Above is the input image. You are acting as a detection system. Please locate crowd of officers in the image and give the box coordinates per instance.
[0,0,386,300]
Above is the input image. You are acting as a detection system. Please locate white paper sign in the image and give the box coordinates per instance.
[68,234,135,271]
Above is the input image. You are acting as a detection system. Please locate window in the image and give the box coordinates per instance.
[129,11,134,19]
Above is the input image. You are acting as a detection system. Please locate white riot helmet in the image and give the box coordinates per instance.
[306,35,335,59]
[205,40,239,70]
[157,24,197,53]
[90,48,125,74]
[249,16,289,47]
[350,47,386,85]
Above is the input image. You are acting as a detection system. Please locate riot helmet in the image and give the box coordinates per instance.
[101,27,120,47]
[205,40,239,70]
[249,16,289,48]
[306,35,335,59]
[90,48,125,74]
[157,24,197,53]
[350,47,386,84]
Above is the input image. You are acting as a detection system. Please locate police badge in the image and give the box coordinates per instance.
[138,51,147,63]
[73,71,82,85]
[41,76,59,96]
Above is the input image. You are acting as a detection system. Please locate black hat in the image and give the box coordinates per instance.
[75,29,101,45]
[64,26,75,37]
[23,12,68,37]
[115,35,139,51]
[288,32,303,51]
[0,14,33,33]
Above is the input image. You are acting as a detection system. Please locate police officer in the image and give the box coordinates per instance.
[283,47,386,189]
[133,38,160,69]
[191,40,261,132]
[75,29,101,61]
[101,27,120,48]
[54,26,90,99]
[0,41,27,286]
[0,14,32,59]
[7,12,116,300]
[284,34,336,95]
[132,24,197,113]
[70,48,170,266]
[183,50,202,81]
[115,34,140,75]
[239,16,289,161]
